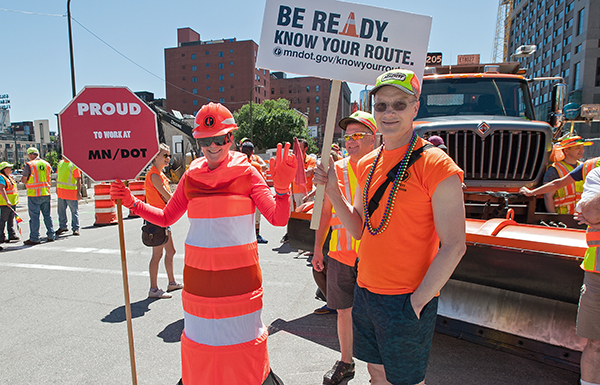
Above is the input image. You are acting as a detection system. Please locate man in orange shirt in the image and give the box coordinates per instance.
[312,110,377,385]
[314,69,466,385]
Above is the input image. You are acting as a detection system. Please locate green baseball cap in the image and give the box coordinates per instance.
[0,162,13,171]
[370,69,421,99]
[338,110,377,134]
[27,147,39,155]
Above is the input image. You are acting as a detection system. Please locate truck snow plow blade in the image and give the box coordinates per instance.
[437,216,587,371]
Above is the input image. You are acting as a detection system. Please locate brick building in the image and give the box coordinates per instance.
[164,28,352,148]
[164,27,270,115]
[270,73,351,146]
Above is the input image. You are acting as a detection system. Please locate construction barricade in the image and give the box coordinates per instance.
[93,183,117,226]
[127,180,145,218]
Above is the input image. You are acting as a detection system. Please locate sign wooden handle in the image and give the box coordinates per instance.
[117,199,138,385]
[310,80,341,230]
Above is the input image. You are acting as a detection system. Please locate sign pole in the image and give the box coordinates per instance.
[310,79,341,230]
[116,199,138,385]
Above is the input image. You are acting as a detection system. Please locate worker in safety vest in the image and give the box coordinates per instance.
[520,137,597,212]
[110,102,296,385]
[21,147,54,245]
[55,157,82,237]
[572,167,600,385]
[312,110,377,385]
[0,162,19,244]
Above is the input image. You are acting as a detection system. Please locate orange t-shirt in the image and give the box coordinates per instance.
[356,137,463,295]
[292,155,317,194]
[144,165,171,209]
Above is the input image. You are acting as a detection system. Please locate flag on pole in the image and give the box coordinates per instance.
[11,207,22,237]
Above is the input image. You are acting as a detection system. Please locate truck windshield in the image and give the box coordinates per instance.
[416,78,535,121]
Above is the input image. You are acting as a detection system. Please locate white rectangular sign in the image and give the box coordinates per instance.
[257,0,432,85]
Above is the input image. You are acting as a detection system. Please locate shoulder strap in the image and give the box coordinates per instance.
[366,143,434,218]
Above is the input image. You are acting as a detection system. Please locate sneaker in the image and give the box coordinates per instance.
[167,281,184,292]
[55,228,68,236]
[8,235,20,241]
[23,239,41,246]
[256,235,268,244]
[323,360,355,385]
[72,230,80,236]
[148,288,172,299]
[280,233,289,243]
[314,305,337,315]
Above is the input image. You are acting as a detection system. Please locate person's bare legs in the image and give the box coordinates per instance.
[337,307,353,363]
[368,363,425,385]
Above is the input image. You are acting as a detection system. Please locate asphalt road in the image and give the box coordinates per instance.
[0,188,581,384]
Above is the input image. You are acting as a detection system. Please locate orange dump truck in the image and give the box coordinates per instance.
[289,62,586,370]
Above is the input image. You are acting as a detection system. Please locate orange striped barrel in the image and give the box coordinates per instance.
[93,183,117,226]
[128,180,145,218]
[264,165,274,187]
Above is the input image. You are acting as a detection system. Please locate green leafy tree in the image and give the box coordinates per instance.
[45,151,60,169]
[233,98,316,152]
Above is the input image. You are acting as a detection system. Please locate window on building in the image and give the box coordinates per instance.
[562,68,570,80]
[552,58,561,68]
[191,54,196,60]
[192,65,197,71]
[574,61,581,89]
[182,65,186,69]
[219,75,224,81]
[193,100,198,106]
[564,35,572,46]
[192,88,197,94]
[218,51,223,57]
[553,28,562,38]
[566,2,574,13]
[218,63,224,69]
[316,96,320,103]
[230,61,234,65]
[563,52,571,62]
[182,76,186,81]
[181,53,185,57]
[564,18,573,30]
[306,97,310,103]
[220,98,225,103]
[192,77,197,83]
[316,106,319,113]
[230,49,233,53]
[207,86,210,91]
[271,88,274,95]
[575,44,582,54]
[316,85,320,92]
[289,88,292,93]
[306,86,310,92]
[555,11,563,22]
[205,51,209,55]
[230,84,234,89]
[231,96,235,100]
[315,117,319,124]
[206,74,210,79]
[297,98,301,103]
[596,59,600,86]
[219,87,224,92]
[206,63,210,68]
[577,8,585,36]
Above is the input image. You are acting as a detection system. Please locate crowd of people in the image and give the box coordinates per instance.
[8,67,600,385]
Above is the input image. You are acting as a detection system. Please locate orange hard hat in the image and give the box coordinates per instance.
[193,102,237,138]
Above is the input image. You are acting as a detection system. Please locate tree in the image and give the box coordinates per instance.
[233,98,316,152]
[45,151,60,170]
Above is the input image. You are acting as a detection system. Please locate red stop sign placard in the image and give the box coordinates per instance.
[59,86,159,182]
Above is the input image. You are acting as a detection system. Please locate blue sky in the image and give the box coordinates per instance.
[0,0,497,133]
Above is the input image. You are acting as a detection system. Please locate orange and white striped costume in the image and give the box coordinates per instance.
[129,152,290,385]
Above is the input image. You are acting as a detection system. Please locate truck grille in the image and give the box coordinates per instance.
[426,130,546,181]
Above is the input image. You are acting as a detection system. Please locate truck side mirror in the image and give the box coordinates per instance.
[549,83,567,130]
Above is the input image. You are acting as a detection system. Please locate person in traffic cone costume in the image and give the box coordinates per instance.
[111,102,296,385]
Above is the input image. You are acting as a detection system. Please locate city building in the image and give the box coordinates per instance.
[164,27,270,116]
[270,72,351,146]
[508,0,600,135]
[164,27,352,148]
[6,120,53,168]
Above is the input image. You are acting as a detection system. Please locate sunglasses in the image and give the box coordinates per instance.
[163,153,172,159]
[196,134,231,147]
[344,132,372,141]
[373,99,416,113]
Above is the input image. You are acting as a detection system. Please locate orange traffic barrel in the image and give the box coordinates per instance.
[128,180,145,218]
[265,166,274,187]
[93,183,117,226]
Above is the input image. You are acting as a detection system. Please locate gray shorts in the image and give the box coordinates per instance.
[326,257,357,310]
[577,271,600,340]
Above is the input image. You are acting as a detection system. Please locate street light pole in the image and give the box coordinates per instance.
[249,85,263,145]
[67,0,76,98]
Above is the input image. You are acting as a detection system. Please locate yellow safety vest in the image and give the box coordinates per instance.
[552,160,583,214]
[26,159,51,197]
[56,160,79,200]
[0,174,18,206]
[329,158,361,266]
